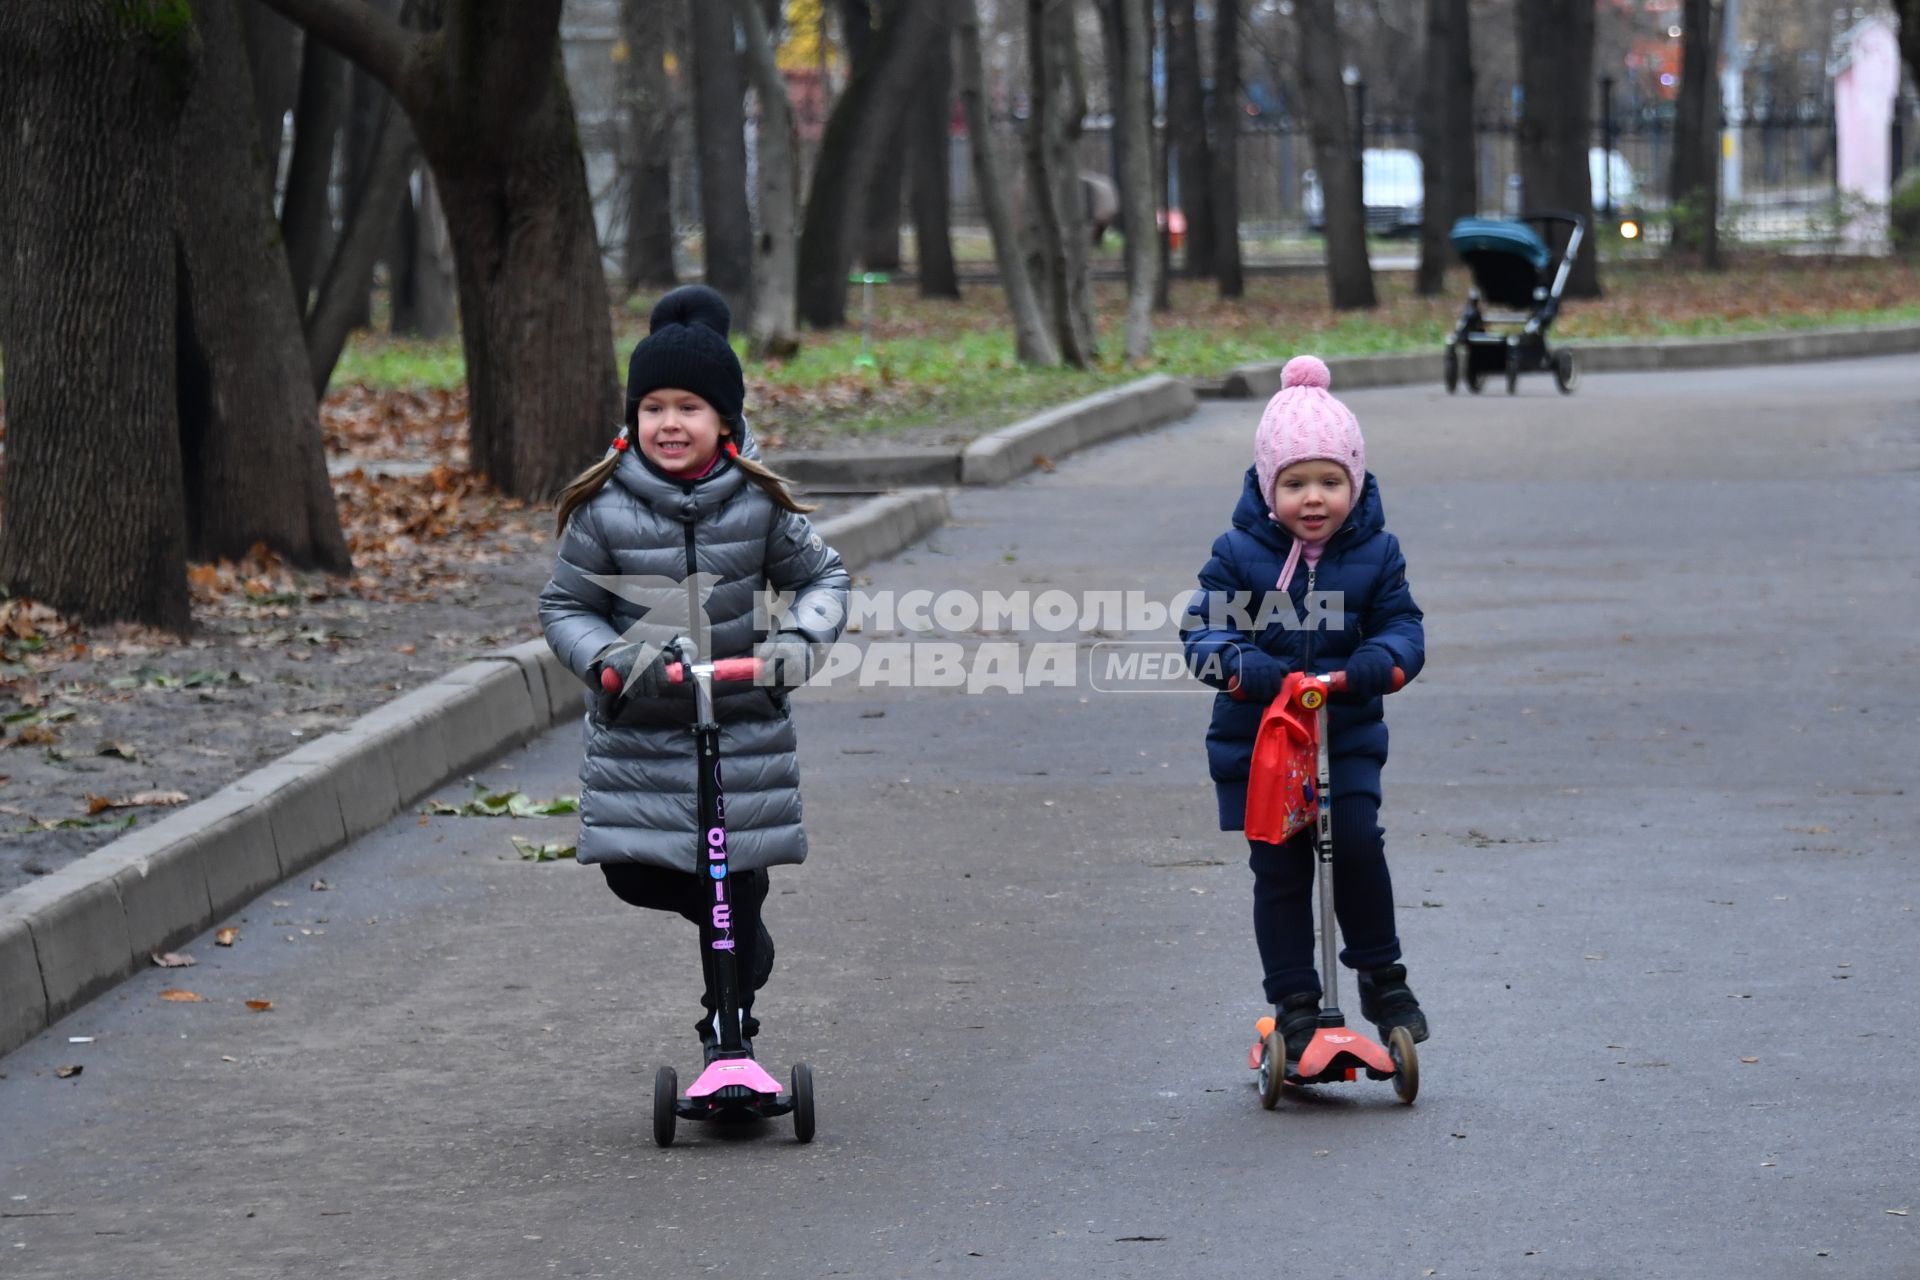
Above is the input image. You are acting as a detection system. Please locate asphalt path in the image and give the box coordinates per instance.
[4,356,1918,1279]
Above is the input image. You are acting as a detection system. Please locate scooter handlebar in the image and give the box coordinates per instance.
[665,657,764,685]
[1296,667,1408,708]
[598,657,766,694]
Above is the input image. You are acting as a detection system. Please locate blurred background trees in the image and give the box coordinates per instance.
[3,0,1916,622]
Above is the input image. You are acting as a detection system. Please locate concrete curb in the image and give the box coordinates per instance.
[0,486,947,1059]
[960,374,1198,485]
[1215,322,1920,400]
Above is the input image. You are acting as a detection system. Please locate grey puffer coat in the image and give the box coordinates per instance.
[538,427,849,872]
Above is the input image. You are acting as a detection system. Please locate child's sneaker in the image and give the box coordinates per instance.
[1357,964,1428,1043]
[696,1010,756,1065]
[1276,992,1321,1066]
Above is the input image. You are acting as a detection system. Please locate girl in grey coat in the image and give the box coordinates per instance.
[539,286,849,1059]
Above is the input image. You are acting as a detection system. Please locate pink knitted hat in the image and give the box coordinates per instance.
[1254,355,1366,516]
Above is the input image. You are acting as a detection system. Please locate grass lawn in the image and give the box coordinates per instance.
[332,253,1920,451]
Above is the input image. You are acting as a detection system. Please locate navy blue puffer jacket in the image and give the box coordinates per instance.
[1181,466,1424,829]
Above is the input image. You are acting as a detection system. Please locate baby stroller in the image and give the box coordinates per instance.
[1442,213,1584,396]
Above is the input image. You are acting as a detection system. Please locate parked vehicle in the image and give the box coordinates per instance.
[1302,148,1424,236]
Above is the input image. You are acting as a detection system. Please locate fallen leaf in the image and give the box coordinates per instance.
[1032,454,1056,472]
[1740,1056,1758,1063]
[511,836,577,862]
[96,741,138,761]
[159,988,205,1003]
[244,999,273,1012]
[55,1065,82,1080]
[86,794,115,815]
[215,927,240,946]
[310,878,331,891]
[124,790,188,807]
[150,951,196,969]
[1888,1208,1910,1217]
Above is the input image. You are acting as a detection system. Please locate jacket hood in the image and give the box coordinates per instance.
[1229,463,1385,554]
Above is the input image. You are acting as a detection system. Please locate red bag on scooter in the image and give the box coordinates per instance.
[1243,671,1320,845]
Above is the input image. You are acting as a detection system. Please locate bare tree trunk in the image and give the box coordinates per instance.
[796,0,941,328]
[0,0,193,629]
[1516,0,1600,296]
[1117,0,1157,358]
[306,85,415,390]
[910,6,960,299]
[1416,0,1475,295]
[1165,0,1214,276]
[1209,0,1244,297]
[241,2,302,188]
[1898,0,1920,95]
[258,0,620,501]
[176,0,351,572]
[1667,0,1721,266]
[280,34,347,313]
[689,1,755,319]
[1025,0,1096,366]
[731,0,801,357]
[1294,0,1375,309]
[952,0,1057,365]
[391,164,458,337]
[621,0,679,293]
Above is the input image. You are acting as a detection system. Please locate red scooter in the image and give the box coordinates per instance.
[1246,668,1418,1107]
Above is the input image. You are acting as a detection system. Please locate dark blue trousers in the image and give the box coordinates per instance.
[1248,794,1402,1005]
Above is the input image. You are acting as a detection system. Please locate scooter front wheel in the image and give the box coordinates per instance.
[1257,1030,1286,1109]
[1387,1028,1419,1104]
[791,1063,816,1143]
[653,1065,678,1147]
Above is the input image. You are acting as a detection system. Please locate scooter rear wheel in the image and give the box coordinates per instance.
[1257,1030,1286,1109]
[653,1065,678,1147]
[791,1063,816,1144]
[1387,1028,1419,1104]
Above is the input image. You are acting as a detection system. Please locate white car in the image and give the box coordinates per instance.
[1301,148,1424,236]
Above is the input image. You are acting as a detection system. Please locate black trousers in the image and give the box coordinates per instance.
[601,864,771,1025]
[1247,793,1402,1005]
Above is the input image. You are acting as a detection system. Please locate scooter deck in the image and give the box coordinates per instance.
[676,1054,796,1121]
[1249,1017,1399,1086]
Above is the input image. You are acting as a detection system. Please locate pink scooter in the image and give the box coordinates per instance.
[1247,668,1418,1107]
[603,638,814,1146]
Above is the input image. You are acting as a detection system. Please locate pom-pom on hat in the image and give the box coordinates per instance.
[623,285,745,426]
[1253,354,1366,515]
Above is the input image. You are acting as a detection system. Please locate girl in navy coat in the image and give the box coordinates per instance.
[1181,355,1428,1067]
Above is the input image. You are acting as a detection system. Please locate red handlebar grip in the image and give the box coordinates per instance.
[664,657,764,684]
[1321,666,1408,695]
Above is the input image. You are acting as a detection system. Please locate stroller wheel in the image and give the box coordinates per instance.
[1443,346,1459,394]
[1553,349,1578,394]
[1504,345,1520,395]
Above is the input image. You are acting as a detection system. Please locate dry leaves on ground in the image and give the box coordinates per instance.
[159,989,205,1003]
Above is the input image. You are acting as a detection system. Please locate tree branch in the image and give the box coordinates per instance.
[249,0,418,106]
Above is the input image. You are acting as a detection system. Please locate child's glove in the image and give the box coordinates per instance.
[1227,648,1287,702]
[1339,646,1396,700]
[758,635,815,689]
[592,642,675,716]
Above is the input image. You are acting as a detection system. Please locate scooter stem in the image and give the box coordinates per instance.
[1313,687,1341,1020]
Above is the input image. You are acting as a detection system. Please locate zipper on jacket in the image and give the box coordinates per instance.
[1302,565,1318,672]
[682,510,700,654]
